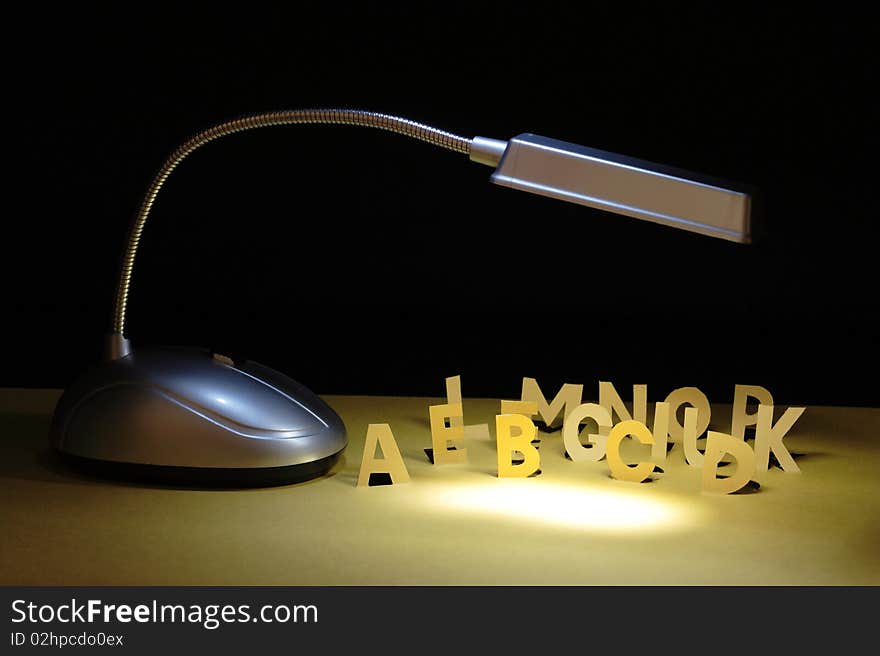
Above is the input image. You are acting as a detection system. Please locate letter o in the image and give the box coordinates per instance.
[664,387,711,442]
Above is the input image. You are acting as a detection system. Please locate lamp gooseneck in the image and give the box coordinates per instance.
[110,109,476,345]
[109,108,751,360]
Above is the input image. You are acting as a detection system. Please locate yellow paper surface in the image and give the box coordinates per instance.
[1,390,876,585]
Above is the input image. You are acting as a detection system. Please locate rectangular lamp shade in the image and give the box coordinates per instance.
[490,133,753,243]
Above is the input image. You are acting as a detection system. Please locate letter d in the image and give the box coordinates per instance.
[702,431,756,494]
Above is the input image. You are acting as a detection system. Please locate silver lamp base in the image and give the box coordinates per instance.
[50,346,347,487]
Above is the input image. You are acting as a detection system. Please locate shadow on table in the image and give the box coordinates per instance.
[0,412,79,485]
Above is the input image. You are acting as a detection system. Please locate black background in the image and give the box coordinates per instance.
[5,5,876,406]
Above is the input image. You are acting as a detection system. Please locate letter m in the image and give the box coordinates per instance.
[521,378,583,428]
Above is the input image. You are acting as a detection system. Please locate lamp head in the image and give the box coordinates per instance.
[473,133,753,243]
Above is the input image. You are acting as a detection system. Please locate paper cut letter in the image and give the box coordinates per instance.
[500,400,539,417]
[599,382,648,425]
[682,406,705,467]
[357,424,410,487]
[500,400,540,445]
[562,403,612,462]
[731,384,774,440]
[702,431,756,494]
[496,413,540,478]
[429,402,468,464]
[652,401,671,464]
[664,387,711,443]
[606,420,655,483]
[521,378,584,428]
[445,375,465,429]
[754,404,806,473]
[445,375,490,440]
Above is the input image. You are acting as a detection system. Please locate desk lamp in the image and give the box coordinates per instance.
[49,109,753,486]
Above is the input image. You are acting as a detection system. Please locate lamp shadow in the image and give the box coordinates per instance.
[0,412,80,486]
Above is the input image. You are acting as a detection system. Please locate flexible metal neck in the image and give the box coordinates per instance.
[112,110,752,346]
[112,109,478,337]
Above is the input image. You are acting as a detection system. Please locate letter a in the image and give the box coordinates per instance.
[357,424,410,486]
